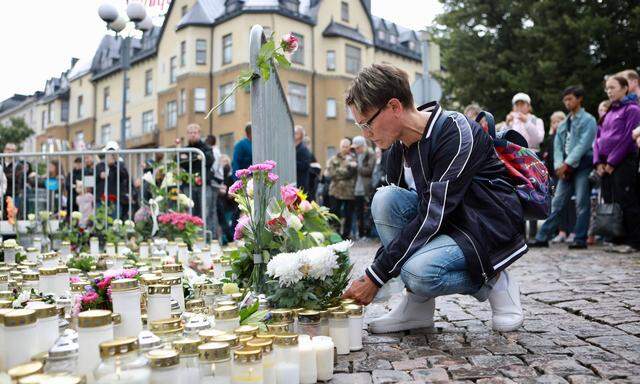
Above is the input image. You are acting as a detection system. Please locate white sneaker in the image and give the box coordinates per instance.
[550,233,566,243]
[488,271,524,332]
[566,233,576,243]
[368,289,435,334]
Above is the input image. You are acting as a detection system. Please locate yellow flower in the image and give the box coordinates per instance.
[59,210,67,218]
[222,283,239,294]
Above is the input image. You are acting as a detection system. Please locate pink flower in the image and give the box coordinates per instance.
[299,199,312,212]
[234,215,251,241]
[280,184,300,207]
[81,291,99,304]
[281,33,299,53]
[267,173,279,183]
[96,276,113,290]
[265,160,277,168]
[248,161,276,172]
[229,180,244,195]
[70,276,81,283]
[235,169,251,178]
[122,268,139,279]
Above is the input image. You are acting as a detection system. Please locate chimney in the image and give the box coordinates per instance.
[71,57,79,68]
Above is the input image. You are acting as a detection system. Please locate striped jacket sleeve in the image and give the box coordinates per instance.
[366,113,480,287]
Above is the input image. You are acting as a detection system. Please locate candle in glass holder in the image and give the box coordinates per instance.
[90,237,100,257]
[173,338,202,384]
[247,339,275,384]
[31,304,59,354]
[160,277,184,312]
[213,305,239,333]
[112,255,127,271]
[21,272,38,292]
[3,245,17,264]
[94,337,150,384]
[111,278,143,337]
[268,309,294,333]
[177,243,189,267]
[41,252,60,268]
[232,348,263,384]
[162,263,183,280]
[3,309,38,369]
[26,247,38,264]
[146,284,172,322]
[105,243,116,257]
[0,274,10,292]
[33,237,42,253]
[148,349,181,383]
[77,310,113,380]
[273,334,299,384]
[344,304,363,351]
[297,310,321,338]
[55,266,70,297]
[59,241,72,263]
[184,314,211,338]
[329,310,350,355]
[166,242,178,259]
[38,267,57,295]
[198,341,231,384]
[298,335,317,384]
[312,336,334,382]
[139,242,150,260]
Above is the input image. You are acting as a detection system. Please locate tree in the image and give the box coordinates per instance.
[432,0,640,124]
[0,117,34,151]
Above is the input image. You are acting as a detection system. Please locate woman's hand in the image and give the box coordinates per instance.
[596,164,606,177]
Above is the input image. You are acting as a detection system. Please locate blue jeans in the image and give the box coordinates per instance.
[536,165,591,243]
[371,185,490,300]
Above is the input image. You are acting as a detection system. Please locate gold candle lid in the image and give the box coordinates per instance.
[71,282,87,293]
[173,338,202,356]
[149,318,182,332]
[56,266,69,274]
[216,300,237,308]
[140,274,162,285]
[87,271,102,279]
[34,304,58,319]
[330,310,348,319]
[78,310,112,328]
[326,305,341,312]
[147,349,180,368]
[22,272,39,281]
[214,305,239,320]
[68,268,81,275]
[42,252,59,260]
[38,267,57,276]
[162,263,183,273]
[298,310,321,324]
[0,300,12,309]
[8,361,43,380]
[198,329,227,342]
[185,299,205,311]
[161,277,181,286]
[234,325,259,337]
[202,282,223,295]
[4,309,37,327]
[230,292,244,302]
[344,304,364,316]
[177,242,187,248]
[0,266,10,274]
[198,342,231,362]
[61,241,71,246]
[30,351,48,363]
[274,333,299,346]
[0,290,13,300]
[99,337,139,358]
[111,313,122,325]
[239,335,254,346]
[147,284,171,295]
[255,333,276,341]
[269,309,293,323]
[211,333,240,349]
[246,339,273,354]
[265,323,289,334]
[233,348,262,363]
[117,241,126,246]
[110,278,139,292]
[22,375,86,384]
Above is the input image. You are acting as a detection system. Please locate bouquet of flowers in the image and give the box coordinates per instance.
[157,212,204,249]
[266,241,353,309]
[72,268,140,315]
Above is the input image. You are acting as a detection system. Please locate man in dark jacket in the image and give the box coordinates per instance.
[182,123,214,227]
[96,141,130,218]
[294,125,312,193]
[232,123,252,176]
[342,64,527,333]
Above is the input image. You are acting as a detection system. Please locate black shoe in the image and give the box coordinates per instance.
[568,242,587,250]
[527,240,549,248]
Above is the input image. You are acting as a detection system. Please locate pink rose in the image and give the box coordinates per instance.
[234,215,251,241]
[299,200,312,212]
[280,184,300,207]
[281,33,299,53]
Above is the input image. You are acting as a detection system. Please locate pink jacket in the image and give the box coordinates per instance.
[506,113,545,151]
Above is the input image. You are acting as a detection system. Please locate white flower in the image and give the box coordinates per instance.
[329,240,353,254]
[177,194,194,208]
[266,252,304,287]
[301,246,339,280]
[3,239,17,248]
[246,179,254,198]
[124,220,135,228]
[113,219,123,227]
[160,171,176,189]
[71,211,82,220]
[27,214,35,221]
[309,232,325,245]
[285,212,302,231]
[142,172,156,187]
[39,211,51,221]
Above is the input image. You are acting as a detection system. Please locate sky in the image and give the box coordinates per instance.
[0,0,443,101]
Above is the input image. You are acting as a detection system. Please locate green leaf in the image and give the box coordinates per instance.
[239,299,259,322]
[274,52,291,68]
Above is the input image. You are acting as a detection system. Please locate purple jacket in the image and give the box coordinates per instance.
[594,100,640,166]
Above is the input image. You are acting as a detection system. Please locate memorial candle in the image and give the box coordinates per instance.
[312,336,334,382]
[111,278,143,337]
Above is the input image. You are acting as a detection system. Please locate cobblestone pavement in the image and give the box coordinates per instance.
[332,240,640,384]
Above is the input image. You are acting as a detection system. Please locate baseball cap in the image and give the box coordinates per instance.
[103,141,120,151]
[512,92,531,105]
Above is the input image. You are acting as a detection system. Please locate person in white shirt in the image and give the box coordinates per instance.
[505,92,545,151]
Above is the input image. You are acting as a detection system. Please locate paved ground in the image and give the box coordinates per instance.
[332,240,640,384]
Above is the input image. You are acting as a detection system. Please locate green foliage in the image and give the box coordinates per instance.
[0,117,34,151]
[432,0,640,124]
[67,255,96,273]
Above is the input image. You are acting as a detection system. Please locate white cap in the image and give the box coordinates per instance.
[351,135,366,148]
[103,140,120,151]
[512,92,531,105]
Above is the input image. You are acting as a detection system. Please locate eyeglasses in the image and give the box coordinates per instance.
[355,104,386,132]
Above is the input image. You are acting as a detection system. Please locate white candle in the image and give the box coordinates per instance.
[329,311,350,355]
[3,309,38,369]
[149,349,181,384]
[147,285,172,322]
[345,304,364,351]
[298,335,317,384]
[59,242,72,263]
[162,277,185,312]
[26,248,38,263]
[77,310,113,381]
[38,268,57,295]
[106,243,116,256]
[0,308,11,371]
[96,369,151,384]
[3,248,16,264]
[312,336,334,382]
[274,334,299,384]
[167,242,178,260]
[33,237,42,253]
[177,244,189,267]
[90,237,100,257]
[29,304,59,354]
[139,243,150,259]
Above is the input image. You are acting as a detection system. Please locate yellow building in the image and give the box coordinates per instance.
[9,0,439,166]
[0,92,42,152]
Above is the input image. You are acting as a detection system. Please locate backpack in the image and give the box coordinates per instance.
[476,111,551,220]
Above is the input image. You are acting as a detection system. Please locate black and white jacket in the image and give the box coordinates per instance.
[366,102,527,287]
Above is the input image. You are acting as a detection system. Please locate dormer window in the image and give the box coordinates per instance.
[280,0,300,13]
[389,34,397,44]
[378,30,386,41]
[225,0,244,13]
[408,41,416,50]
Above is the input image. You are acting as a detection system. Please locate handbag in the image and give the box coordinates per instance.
[592,188,625,238]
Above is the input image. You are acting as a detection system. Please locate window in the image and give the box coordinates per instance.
[390,34,397,44]
[169,56,177,83]
[166,101,177,128]
[179,89,187,116]
[326,50,336,71]
[346,105,355,121]
[281,0,299,12]
[61,100,69,122]
[326,98,337,118]
[287,82,307,114]
[145,69,153,96]
[101,124,112,144]
[48,103,54,123]
[77,95,83,118]
[291,33,304,64]
[180,41,186,67]
[196,39,207,65]
[346,45,361,75]
[103,87,111,110]
[75,131,84,146]
[222,34,232,65]
[408,41,416,50]
[124,75,130,103]
[341,1,349,22]
[220,133,235,157]
[181,5,188,16]
[142,110,154,133]
[41,111,46,128]
[218,82,235,114]
[194,88,206,112]
[124,117,132,139]
[378,30,386,41]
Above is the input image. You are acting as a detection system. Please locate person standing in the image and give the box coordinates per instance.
[206,134,224,240]
[326,138,357,239]
[96,141,130,218]
[352,135,376,238]
[505,93,545,151]
[294,125,312,193]
[303,136,321,202]
[342,64,527,333]
[530,86,596,249]
[594,76,640,251]
[183,124,214,234]
[232,123,252,175]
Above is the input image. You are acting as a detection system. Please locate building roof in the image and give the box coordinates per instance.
[67,57,93,81]
[371,16,421,60]
[322,21,372,46]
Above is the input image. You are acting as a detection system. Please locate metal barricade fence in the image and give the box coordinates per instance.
[0,148,207,236]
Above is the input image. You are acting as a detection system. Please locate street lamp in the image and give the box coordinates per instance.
[98,2,154,149]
